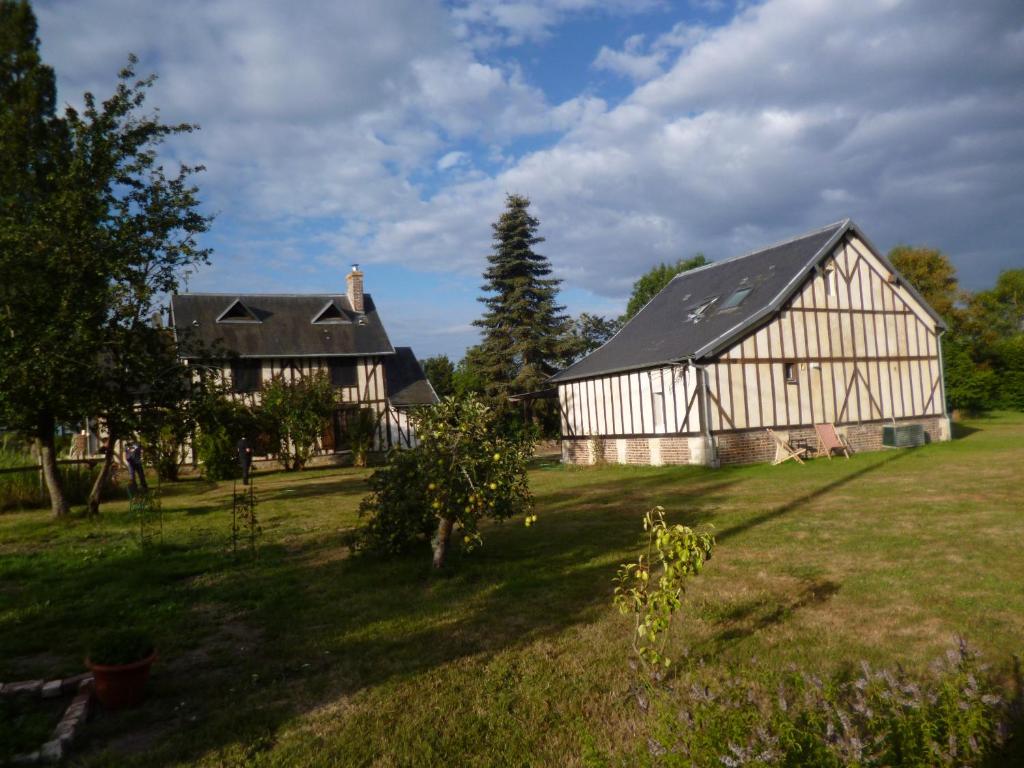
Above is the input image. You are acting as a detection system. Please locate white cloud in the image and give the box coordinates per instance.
[451,0,664,47]
[33,0,1024,355]
[593,34,665,82]
[363,0,1024,297]
[437,151,469,171]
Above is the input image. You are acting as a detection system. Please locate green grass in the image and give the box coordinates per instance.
[1,414,1022,765]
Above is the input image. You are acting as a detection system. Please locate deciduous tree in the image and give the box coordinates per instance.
[623,254,708,322]
[0,3,210,516]
[888,245,961,321]
[559,312,621,367]
[421,355,455,398]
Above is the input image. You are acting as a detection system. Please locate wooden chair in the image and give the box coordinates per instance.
[814,423,852,459]
[766,428,806,465]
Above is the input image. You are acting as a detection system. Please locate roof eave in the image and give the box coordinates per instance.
[690,219,853,360]
[845,221,947,330]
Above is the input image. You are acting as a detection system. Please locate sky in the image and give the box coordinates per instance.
[35,0,1024,360]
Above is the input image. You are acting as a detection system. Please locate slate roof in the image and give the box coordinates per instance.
[549,219,944,383]
[384,347,439,407]
[169,293,394,358]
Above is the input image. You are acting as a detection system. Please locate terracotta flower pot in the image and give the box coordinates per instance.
[87,650,157,710]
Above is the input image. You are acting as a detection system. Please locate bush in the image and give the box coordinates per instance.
[195,426,241,481]
[87,628,155,666]
[613,507,715,671]
[260,371,336,470]
[192,385,262,480]
[355,449,434,554]
[648,640,1019,767]
[355,395,534,568]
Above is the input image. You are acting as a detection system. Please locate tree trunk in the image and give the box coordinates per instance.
[87,428,117,517]
[432,516,454,570]
[36,420,69,518]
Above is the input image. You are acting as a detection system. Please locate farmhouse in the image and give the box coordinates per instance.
[550,219,950,467]
[169,267,437,457]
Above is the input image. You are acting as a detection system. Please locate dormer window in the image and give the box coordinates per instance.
[216,299,259,323]
[312,300,350,324]
[720,286,753,310]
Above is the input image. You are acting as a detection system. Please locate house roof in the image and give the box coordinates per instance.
[384,347,439,407]
[170,293,394,358]
[549,219,945,383]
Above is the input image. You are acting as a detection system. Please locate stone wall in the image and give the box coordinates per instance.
[560,416,950,467]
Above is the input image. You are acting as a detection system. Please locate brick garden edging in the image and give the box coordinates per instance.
[1,672,94,764]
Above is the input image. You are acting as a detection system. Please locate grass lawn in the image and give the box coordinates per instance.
[1,413,1022,766]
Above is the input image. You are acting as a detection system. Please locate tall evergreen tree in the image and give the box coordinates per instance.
[472,194,567,403]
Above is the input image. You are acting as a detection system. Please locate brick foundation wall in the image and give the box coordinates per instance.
[560,436,693,466]
[714,416,948,466]
[559,416,949,467]
[659,438,691,465]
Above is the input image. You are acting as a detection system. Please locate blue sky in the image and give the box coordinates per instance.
[35,0,1024,360]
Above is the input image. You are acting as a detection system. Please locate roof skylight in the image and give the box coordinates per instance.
[687,297,717,321]
[720,286,753,310]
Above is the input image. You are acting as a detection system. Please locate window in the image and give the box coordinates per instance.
[651,375,664,429]
[823,268,834,297]
[687,297,717,321]
[217,299,259,323]
[231,359,262,393]
[312,301,347,323]
[784,362,797,385]
[329,358,358,387]
[720,286,753,310]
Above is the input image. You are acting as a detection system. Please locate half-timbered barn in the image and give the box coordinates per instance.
[550,219,951,467]
[169,267,437,460]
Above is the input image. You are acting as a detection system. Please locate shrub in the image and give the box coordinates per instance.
[260,371,336,470]
[195,426,241,481]
[87,629,155,666]
[355,449,433,554]
[192,385,261,480]
[613,507,715,671]
[649,640,1019,767]
[345,407,378,468]
[355,395,534,568]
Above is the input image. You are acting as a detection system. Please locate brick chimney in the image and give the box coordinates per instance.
[346,264,364,314]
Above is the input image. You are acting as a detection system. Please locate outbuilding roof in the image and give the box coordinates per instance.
[170,293,394,358]
[384,347,439,407]
[549,219,944,383]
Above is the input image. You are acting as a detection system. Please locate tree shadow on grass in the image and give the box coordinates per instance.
[253,475,368,505]
[716,450,910,544]
[71,468,740,765]
[36,455,938,766]
[702,578,842,652]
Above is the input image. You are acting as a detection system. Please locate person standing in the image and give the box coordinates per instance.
[237,437,253,485]
[126,441,148,494]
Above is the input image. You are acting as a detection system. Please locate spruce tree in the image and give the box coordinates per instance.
[472,194,567,404]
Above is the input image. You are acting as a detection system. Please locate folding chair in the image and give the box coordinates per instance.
[814,423,852,459]
[766,428,807,465]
